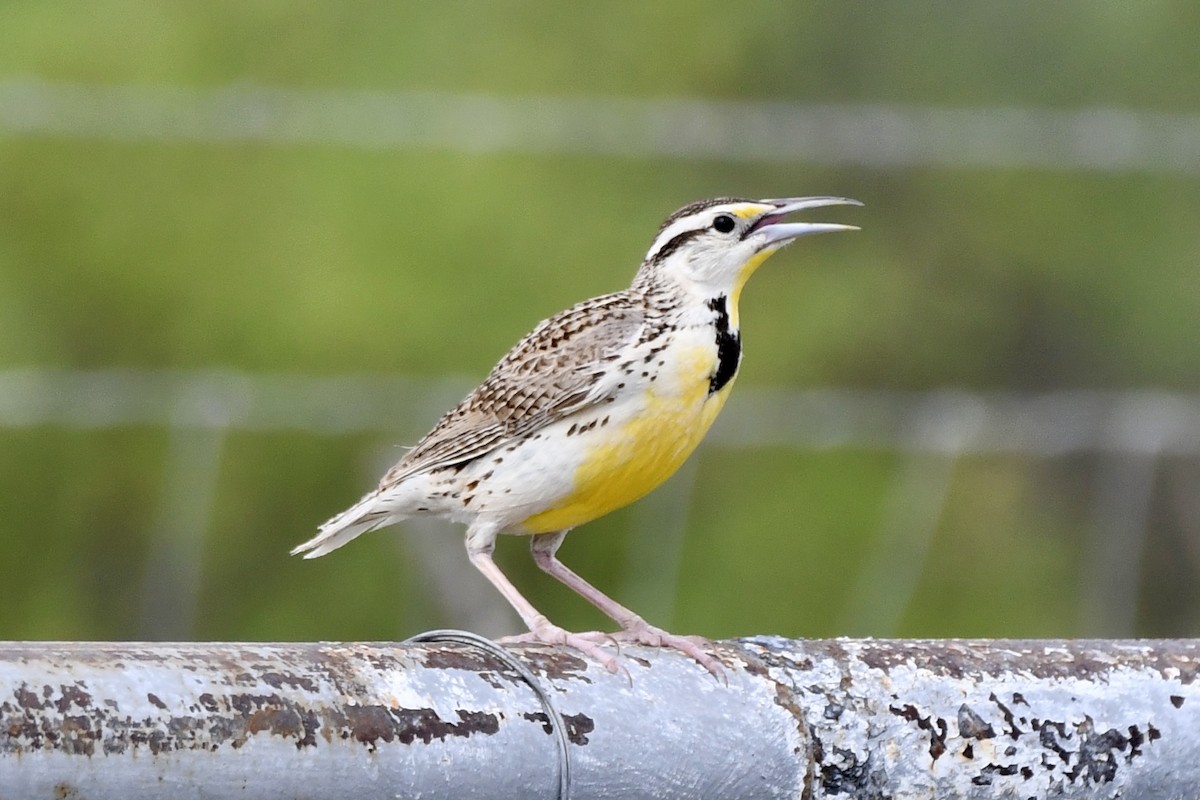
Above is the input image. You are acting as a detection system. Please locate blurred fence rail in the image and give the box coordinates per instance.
[2,368,1198,453]
[3,78,1200,173]
[1,368,1197,640]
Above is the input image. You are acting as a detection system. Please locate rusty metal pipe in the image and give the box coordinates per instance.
[2,638,1198,799]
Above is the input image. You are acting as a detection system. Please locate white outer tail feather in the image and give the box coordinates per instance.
[290,491,401,559]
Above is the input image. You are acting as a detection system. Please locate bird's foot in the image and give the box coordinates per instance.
[610,619,726,682]
[499,622,629,679]
[499,619,726,682]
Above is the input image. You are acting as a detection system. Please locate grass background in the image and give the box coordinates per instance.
[1,1,1197,645]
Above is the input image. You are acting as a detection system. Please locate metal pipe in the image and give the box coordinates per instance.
[2,638,1198,799]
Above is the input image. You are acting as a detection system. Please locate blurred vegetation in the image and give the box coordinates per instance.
[0,1,1198,645]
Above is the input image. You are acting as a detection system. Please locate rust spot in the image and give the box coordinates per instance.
[417,644,515,683]
[55,684,93,713]
[247,708,303,739]
[972,762,1019,786]
[14,685,44,710]
[5,713,40,747]
[521,711,594,746]
[297,709,321,749]
[890,703,948,760]
[562,712,594,745]
[818,745,886,796]
[990,692,1023,740]
[1040,720,1072,763]
[1065,717,1128,784]
[59,715,97,756]
[1128,724,1145,758]
[341,705,499,751]
[523,710,553,735]
[507,645,593,683]
[823,701,845,721]
[261,672,317,692]
[957,704,996,740]
[229,693,286,717]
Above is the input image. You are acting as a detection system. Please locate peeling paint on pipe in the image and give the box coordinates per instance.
[744,637,1200,799]
[2,638,1198,798]
[0,640,803,799]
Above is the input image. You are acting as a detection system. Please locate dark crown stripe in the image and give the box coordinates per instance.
[654,196,749,236]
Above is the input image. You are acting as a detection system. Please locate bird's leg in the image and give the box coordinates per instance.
[529,531,725,679]
[464,524,626,676]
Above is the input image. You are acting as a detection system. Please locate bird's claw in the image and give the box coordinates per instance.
[501,621,725,682]
[611,622,727,682]
[499,624,630,680]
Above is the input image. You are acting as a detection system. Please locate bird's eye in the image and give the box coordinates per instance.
[712,214,736,234]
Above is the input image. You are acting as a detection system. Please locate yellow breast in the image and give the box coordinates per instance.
[520,345,731,533]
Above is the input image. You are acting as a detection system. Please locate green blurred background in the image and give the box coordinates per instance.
[1,1,1198,646]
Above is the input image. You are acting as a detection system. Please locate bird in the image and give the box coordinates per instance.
[292,195,860,677]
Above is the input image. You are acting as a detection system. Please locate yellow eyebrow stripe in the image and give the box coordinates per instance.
[729,203,774,220]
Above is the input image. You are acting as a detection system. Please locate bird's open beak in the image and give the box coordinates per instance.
[747,196,862,247]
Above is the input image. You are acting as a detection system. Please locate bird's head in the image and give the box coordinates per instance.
[638,196,861,300]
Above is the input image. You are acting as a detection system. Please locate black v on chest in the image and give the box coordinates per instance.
[706,295,741,394]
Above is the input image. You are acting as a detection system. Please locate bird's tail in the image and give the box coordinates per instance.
[291,491,400,559]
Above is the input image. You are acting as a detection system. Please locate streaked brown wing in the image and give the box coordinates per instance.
[379,291,644,486]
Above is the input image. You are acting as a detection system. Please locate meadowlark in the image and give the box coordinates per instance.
[293,196,860,676]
